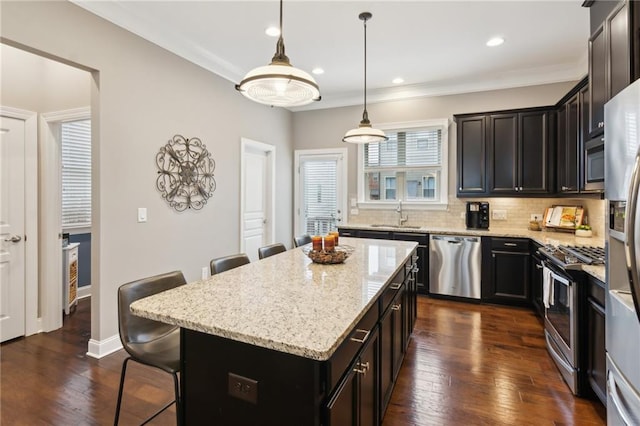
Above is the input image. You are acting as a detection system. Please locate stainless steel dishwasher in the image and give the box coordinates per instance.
[429,235,481,299]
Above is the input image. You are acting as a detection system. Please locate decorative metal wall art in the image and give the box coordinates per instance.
[156,135,216,211]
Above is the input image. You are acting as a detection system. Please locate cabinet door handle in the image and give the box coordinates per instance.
[504,242,517,247]
[598,122,604,128]
[390,283,402,290]
[4,235,21,243]
[350,329,371,344]
[391,304,401,311]
[353,361,370,375]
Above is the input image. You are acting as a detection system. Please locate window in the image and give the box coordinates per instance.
[358,119,448,208]
[61,119,91,228]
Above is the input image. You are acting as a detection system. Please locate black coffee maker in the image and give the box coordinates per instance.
[466,201,490,229]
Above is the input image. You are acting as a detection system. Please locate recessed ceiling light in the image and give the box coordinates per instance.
[392,77,404,84]
[265,26,280,37]
[312,67,324,75]
[486,37,504,47]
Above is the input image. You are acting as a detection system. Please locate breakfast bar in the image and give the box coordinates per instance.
[131,237,418,425]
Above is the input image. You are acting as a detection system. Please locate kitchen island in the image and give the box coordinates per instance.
[131,237,418,425]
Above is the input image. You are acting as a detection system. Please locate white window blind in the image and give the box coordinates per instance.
[359,120,448,206]
[302,159,338,235]
[61,119,91,228]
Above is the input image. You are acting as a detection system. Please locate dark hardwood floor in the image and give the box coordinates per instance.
[1,296,605,425]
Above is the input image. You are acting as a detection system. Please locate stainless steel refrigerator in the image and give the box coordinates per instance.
[605,78,640,424]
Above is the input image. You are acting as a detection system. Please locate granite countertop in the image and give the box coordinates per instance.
[339,223,606,281]
[131,237,417,361]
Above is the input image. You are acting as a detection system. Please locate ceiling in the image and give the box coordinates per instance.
[72,1,590,111]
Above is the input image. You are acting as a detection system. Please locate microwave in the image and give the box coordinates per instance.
[583,136,604,191]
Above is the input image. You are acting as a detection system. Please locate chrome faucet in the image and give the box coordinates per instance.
[396,200,408,226]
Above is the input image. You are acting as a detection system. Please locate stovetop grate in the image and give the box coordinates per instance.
[559,245,605,265]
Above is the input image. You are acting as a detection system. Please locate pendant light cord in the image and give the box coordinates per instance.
[360,12,371,125]
[272,0,289,64]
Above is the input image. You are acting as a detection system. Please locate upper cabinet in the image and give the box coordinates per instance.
[456,107,552,197]
[586,0,631,138]
[456,115,487,195]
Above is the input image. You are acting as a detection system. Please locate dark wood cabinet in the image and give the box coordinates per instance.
[488,113,518,193]
[358,230,392,240]
[458,108,552,196]
[380,284,406,414]
[393,232,428,295]
[585,275,606,406]
[519,111,551,192]
[484,238,530,305]
[557,93,581,194]
[587,0,630,138]
[326,327,380,426]
[456,115,487,195]
[530,248,545,318]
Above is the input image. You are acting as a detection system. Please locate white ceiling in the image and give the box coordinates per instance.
[72,1,590,111]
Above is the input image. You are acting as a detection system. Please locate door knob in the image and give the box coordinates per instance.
[4,235,22,243]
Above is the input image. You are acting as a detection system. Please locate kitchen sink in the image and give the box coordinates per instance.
[371,224,422,229]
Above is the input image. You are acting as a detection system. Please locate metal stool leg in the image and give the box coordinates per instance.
[114,357,131,426]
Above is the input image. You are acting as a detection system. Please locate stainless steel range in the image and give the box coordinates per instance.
[539,245,605,269]
[537,244,605,396]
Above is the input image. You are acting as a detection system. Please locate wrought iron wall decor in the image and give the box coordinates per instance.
[156,135,216,211]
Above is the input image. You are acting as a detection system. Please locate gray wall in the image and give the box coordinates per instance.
[293,81,579,212]
[1,1,294,342]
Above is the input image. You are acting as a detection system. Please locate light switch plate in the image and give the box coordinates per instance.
[137,208,147,223]
[350,208,359,215]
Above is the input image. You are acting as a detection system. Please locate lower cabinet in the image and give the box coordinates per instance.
[483,237,531,305]
[530,246,545,318]
[380,284,406,413]
[585,275,606,405]
[326,327,380,425]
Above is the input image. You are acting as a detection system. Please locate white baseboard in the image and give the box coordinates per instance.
[87,334,122,359]
[78,285,92,299]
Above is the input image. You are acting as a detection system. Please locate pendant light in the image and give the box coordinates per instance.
[235,0,321,107]
[343,12,388,144]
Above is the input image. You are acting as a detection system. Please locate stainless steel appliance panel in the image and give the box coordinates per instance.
[605,80,640,203]
[429,235,481,299]
[607,289,640,392]
[608,353,640,425]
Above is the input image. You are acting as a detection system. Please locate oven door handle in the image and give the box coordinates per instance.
[543,262,571,286]
[545,331,573,372]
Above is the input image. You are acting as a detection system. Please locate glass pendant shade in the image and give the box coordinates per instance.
[343,12,387,144]
[236,63,320,107]
[235,0,320,108]
[343,119,388,144]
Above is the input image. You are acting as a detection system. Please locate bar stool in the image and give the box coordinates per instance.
[210,253,250,275]
[293,234,312,247]
[115,270,186,425]
[258,243,287,259]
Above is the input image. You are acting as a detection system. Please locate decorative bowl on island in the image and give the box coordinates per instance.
[304,245,354,264]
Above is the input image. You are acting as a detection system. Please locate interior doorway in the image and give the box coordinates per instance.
[240,138,276,261]
[1,43,93,339]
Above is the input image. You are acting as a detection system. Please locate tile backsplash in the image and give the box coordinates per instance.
[349,197,605,237]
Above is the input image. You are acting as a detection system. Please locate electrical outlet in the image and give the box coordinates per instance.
[530,213,544,221]
[228,372,258,404]
[492,209,507,220]
[201,267,209,280]
[137,207,147,223]
[350,208,359,215]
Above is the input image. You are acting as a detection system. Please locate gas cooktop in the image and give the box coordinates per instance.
[539,244,605,270]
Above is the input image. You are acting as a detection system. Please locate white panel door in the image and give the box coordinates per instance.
[243,146,269,262]
[0,116,26,342]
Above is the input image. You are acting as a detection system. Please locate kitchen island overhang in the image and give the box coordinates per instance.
[131,237,419,425]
